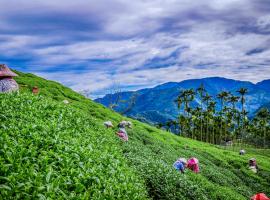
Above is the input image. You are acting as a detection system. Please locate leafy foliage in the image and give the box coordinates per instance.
[0,93,147,199]
[123,126,270,199]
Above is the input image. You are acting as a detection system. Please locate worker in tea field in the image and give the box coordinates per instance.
[173,158,187,173]
[0,64,19,93]
[116,128,128,141]
[118,120,132,128]
[63,99,70,104]
[251,193,270,200]
[116,120,132,141]
[239,149,246,155]
[249,158,259,173]
[104,121,114,128]
[187,157,200,173]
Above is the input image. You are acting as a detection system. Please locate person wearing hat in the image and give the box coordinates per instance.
[116,128,128,141]
[187,157,200,173]
[173,158,187,173]
[104,121,113,128]
[116,120,132,141]
[118,120,128,128]
[0,64,19,93]
[251,193,270,200]
[239,149,246,155]
[126,121,132,128]
[249,158,259,173]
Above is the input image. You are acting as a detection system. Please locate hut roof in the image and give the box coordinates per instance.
[0,64,18,77]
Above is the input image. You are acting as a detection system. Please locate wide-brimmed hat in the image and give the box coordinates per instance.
[0,64,18,77]
[178,158,187,164]
[104,121,113,127]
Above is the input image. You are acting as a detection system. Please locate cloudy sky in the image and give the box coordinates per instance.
[1,0,270,98]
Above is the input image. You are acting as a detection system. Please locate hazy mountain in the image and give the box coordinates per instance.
[95,77,270,124]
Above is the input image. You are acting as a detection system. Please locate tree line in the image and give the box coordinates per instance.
[159,84,270,148]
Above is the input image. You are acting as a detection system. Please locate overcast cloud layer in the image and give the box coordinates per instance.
[1,0,270,98]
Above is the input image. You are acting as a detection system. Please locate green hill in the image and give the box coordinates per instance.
[0,71,269,199]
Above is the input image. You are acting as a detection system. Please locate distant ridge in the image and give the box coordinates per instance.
[95,77,270,124]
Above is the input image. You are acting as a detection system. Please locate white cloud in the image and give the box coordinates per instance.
[0,0,270,97]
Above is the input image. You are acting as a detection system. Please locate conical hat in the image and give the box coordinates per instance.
[178,158,187,164]
[0,64,18,77]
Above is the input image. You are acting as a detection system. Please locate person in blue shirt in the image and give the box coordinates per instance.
[173,158,187,173]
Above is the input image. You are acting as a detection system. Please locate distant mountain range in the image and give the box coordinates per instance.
[95,77,270,124]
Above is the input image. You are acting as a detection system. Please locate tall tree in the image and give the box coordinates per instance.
[209,101,216,144]
[203,93,212,143]
[197,84,206,141]
[256,108,270,148]
[176,89,195,136]
[237,88,248,147]
[217,91,230,144]
[228,95,240,136]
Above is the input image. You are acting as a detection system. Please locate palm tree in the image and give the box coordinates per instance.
[217,91,230,144]
[209,101,216,144]
[178,90,188,117]
[191,107,201,140]
[185,89,195,117]
[178,115,187,136]
[197,84,205,141]
[203,93,212,143]
[175,96,183,110]
[256,108,270,148]
[228,95,240,138]
[237,88,248,147]
[176,89,195,137]
[237,88,248,115]
[193,106,202,140]
[228,95,240,110]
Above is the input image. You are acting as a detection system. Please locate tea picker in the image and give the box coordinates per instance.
[116,120,132,141]
[187,157,200,173]
[249,158,259,173]
[173,158,187,173]
[250,193,270,200]
[104,121,114,128]
[0,64,19,93]
[239,149,246,155]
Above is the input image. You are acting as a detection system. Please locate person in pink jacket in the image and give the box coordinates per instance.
[187,157,200,173]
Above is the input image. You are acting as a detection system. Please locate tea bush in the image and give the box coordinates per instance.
[0,93,147,199]
[122,127,270,200]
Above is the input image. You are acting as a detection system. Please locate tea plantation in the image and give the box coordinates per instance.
[0,71,269,199]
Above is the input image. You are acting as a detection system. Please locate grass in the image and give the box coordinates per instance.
[0,71,269,199]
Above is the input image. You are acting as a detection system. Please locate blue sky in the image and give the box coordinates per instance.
[0,0,270,98]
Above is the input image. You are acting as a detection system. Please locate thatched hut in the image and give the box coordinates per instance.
[0,64,19,93]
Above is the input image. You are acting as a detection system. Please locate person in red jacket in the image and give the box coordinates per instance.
[251,193,270,200]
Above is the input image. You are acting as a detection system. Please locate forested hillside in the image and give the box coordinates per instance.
[95,77,270,123]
